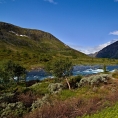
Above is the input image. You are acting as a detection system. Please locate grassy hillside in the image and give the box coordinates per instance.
[0,22,89,69]
[0,22,118,69]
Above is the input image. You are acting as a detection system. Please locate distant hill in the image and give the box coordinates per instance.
[0,22,88,68]
[88,52,98,57]
[96,41,118,59]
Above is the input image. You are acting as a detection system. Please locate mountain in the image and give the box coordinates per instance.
[88,52,98,57]
[0,22,88,68]
[96,41,118,59]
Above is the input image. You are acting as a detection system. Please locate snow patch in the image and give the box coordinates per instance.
[19,34,28,37]
[9,31,28,38]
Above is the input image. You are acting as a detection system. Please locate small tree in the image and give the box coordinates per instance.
[13,64,26,83]
[103,64,107,73]
[2,60,26,83]
[3,60,16,80]
[46,58,73,89]
[0,68,10,88]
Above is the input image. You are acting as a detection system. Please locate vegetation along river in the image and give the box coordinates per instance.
[26,65,118,81]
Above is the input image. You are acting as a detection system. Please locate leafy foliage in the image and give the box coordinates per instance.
[31,94,49,111]
[46,58,73,89]
[48,83,63,94]
[78,74,112,87]
[0,60,26,84]
[51,58,73,78]
[112,70,118,78]
[0,102,26,118]
[69,75,82,89]
[30,82,49,95]
[0,92,15,103]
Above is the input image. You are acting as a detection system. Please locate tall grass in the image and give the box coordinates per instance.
[79,102,118,118]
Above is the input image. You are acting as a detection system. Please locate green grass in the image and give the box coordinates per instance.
[30,82,50,95]
[57,90,78,100]
[77,102,118,118]
[1,22,118,69]
[52,86,92,101]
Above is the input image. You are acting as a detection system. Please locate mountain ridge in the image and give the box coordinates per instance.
[96,41,118,59]
[0,22,88,68]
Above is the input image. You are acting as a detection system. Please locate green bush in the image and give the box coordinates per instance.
[48,83,63,94]
[0,102,26,118]
[78,74,111,87]
[112,70,118,78]
[31,94,49,111]
[69,75,82,89]
[30,82,49,95]
[0,92,15,103]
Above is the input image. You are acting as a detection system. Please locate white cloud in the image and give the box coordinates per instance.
[67,39,118,54]
[114,0,118,2]
[44,0,57,4]
[109,30,118,35]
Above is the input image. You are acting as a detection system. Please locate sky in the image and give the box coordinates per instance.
[1,0,118,54]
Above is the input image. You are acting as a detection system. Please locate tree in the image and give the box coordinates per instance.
[103,64,107,73]
[2,60,26,83]
[13,63,26,83]
[46,58,73,89]
[3,60,16,80]
[0,67,10,87]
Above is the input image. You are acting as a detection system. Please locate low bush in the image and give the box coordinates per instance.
[48,83,63,94]
[78,74,111,87]
[1,102,26,118]
[112,70,118,78]
[31,94,49,111]
[26,80,40,87]
[24,89,118,118]
[0,92,15,103]
[69,75,82,89]
[17,91,37,108]
[30,82,49,95]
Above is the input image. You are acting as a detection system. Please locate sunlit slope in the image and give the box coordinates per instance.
[0,22,89,68]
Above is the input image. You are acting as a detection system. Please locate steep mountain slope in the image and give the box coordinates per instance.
[96,41,118,58]
[0,22,88,68]
[0,22,69,51]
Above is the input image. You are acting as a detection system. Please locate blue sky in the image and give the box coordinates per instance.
[1,0,118,54]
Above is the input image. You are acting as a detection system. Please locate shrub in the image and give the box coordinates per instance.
[0,92,15,103]
[112,70,118,78]
[26,80,40,87]
[69,75,82,89]
[31,94,49,111]
[30,82,49,95]
[17,91,37,108]
[1,102,26,118]
[48,83,63,94]
[78,74,111,87]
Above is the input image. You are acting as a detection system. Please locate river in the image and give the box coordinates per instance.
[26,65,118,81]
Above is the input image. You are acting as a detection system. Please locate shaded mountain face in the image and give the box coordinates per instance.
[96,41,118,59]
[0,22,88,66]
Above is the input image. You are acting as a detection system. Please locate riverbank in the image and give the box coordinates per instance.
[26,65,118,81]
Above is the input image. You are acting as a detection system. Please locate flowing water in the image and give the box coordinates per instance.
[26,65,118,81]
